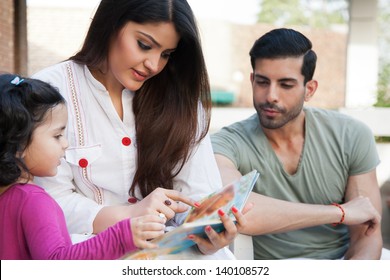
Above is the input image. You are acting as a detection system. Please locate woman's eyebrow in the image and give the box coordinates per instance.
[138,31,161,47]
[137,31,177,52]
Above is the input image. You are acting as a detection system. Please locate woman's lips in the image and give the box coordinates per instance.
[132,69,148,82]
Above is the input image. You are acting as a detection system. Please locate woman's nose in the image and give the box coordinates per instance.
[144,56,159,74]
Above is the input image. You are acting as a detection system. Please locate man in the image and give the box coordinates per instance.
[211,28,383,259]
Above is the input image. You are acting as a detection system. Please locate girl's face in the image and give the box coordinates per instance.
[108,21,180,91]
[23,104,69,178]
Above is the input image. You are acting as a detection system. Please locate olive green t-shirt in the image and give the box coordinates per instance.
[211,107,380,259]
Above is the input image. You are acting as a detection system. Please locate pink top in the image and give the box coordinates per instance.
[0,184,137,259]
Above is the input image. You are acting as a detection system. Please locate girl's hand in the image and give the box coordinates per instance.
[130,214,166,249]
[94,189,194,234]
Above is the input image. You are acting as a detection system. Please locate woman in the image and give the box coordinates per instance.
[33,0,241,257]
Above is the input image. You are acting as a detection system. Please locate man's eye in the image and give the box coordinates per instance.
[281,84,294,89]
[256,80,269,86]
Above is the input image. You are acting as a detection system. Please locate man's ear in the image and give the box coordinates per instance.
[304,79,318,102]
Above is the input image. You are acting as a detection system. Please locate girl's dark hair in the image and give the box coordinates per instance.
[0,74,65,187]
[71,0,211,198]
[249,28,317,84]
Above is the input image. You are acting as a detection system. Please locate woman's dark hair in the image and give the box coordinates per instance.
[0,74,65,187]
[249,28,317,84]
[70,0,211,198]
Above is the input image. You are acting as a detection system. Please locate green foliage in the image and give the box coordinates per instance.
[375,0,390,107]
[376,136,390,143]
[257,0,348,27]
[375,63,390,107]
[257,0,306,25]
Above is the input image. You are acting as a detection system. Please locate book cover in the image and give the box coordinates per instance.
[124,170,259,260]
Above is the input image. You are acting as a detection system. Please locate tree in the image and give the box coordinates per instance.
[375,0,390,107]
[257,0,348,27]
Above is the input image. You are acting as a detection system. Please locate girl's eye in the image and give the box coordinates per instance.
[137,40,151,51]
[55,134,63,140]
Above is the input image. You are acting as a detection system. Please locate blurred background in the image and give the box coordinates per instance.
[0,0,389,247]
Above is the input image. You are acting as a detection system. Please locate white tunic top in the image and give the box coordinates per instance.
[33,61,223,236]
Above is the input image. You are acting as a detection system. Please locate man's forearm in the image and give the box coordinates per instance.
[344,226,382,259]
[240,193,343,235]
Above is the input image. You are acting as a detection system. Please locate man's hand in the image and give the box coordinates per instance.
[341,196,381,236]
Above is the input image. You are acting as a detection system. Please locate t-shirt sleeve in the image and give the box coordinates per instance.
[345,119,380,176]
[211,126,242,169]
[22,191,136,260]
[55,219,136,260]
[22,191,74,259]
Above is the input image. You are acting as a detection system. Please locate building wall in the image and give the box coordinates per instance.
[27,6,95,75]
[0,0,27,75]
[0,0,15,73]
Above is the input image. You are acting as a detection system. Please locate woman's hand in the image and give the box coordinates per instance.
[188,205,249,255]
[130,214,166,249]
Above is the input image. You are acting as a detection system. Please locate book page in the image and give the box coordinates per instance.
[124,170,259,259]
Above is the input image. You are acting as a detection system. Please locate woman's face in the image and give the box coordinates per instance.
[108,21,180,91]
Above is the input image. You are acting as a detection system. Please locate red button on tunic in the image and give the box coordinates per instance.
[78,158,88,168]
[122,137,131,146]
[128,197,137,204]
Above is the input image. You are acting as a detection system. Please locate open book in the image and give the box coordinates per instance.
[124,170,259,260]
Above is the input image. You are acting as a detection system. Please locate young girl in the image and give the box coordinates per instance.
[0,74,166,259]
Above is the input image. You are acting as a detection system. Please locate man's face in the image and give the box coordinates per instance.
[251,56,313,129]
